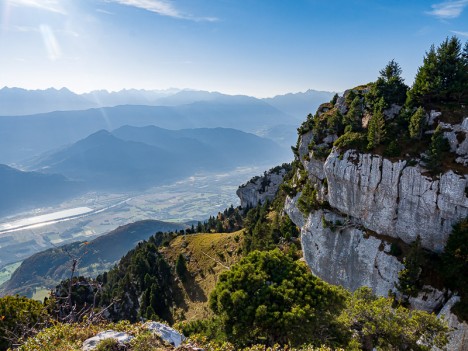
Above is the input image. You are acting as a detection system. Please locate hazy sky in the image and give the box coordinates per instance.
[1,0,467,97]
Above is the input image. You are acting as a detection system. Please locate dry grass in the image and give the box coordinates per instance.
[160,231,244,322]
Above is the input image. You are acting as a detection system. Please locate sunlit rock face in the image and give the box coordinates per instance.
[236,166,288,209]
[243,108,468,349]
[323,148,468,252]
[299,209,403,297]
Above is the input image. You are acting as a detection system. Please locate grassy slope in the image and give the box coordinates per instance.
[161,231,244,322]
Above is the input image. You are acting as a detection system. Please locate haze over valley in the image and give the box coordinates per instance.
[0,87,332,285]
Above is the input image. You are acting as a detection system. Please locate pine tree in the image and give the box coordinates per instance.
[425,125,450,173]
[408,36,467,105]
[176,253,188,281]
[345,95,363,131]
[367,101,386,150]
[367,60,408,110]
[409,107,426,139]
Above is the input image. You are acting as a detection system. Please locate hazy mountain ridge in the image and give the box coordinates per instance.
[263,89,336,121]
[0,88,332,165]
[27,126,290,191]
[0,87,98,116]
[0,165,82,217]
[0,103,292,164]
[0,87,333,117]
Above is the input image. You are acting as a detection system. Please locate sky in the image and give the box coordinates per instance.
[0,0,467,97]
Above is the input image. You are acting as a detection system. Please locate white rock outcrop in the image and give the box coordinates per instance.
[82,330,133,351]
[323,149,468,251]
[408,286,446,312]
[237,166,289,209]
[433,296,468,351]
[442,117,468,166]
[144,321,185,347]
[299,209,403,296]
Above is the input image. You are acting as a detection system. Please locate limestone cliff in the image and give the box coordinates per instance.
[282,105,468,350]
[236,164,290,209]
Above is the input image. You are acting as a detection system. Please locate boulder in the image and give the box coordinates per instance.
[82,330,133,351]
[144,321,185,347]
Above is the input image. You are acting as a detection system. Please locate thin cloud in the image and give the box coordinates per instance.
[96,8,114,15]
[107,0,218,21]
[7,0,66,15]
[451,30,468,36]
[427,0,468,19]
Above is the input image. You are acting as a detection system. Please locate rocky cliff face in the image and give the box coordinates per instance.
[236,164,290,209]
[282,109,468,350]
[324,149,468,252]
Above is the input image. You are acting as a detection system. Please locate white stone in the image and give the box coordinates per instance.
[298,210,403,296]
[432,296,468,351]
[323,134,338,144]
[144,321,185,347]
[427,110,442,126]
[298,130,314,160]
[462,117,468,132]
[383,104,402,120]
[323,149,468,251]
[409,286,446,312]
[284,194,305,228]
[237,167,288,209]
[82,330,133,351]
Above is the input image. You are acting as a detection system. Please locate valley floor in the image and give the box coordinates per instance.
[0,167,263,276]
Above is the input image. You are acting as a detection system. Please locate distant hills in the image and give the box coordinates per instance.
[0,87,334,118]
[27,126,289,191]
[0,102,291,164]
[1,220,185,296]
[0,87,97,116]
[0,125,288,215]
[0,165,82,217]
[263,89,337,120]
[0,87,334,165]
[0,86,333,218]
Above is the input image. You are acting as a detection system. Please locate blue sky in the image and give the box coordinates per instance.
[0,0,467,97]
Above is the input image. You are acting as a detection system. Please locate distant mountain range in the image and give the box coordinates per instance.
[0,86,334,120]
[0,102,291,164]
[0,125,288,215]
[0,87,335,164]
[264,89,337,120]
[0,86,334,218]
[28,125,289,189]
[0,165,83,217]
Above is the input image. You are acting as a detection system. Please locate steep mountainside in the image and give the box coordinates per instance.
[93,231,244,323]
[1,220,185,297]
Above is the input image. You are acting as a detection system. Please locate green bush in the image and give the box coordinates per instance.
[396,237,425,300]
[176,253,188,281]
[0,295,49,351]
[339,287,448,350]
[333,131,367,151]
[209,249,347,347]
[297,183,319,216]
